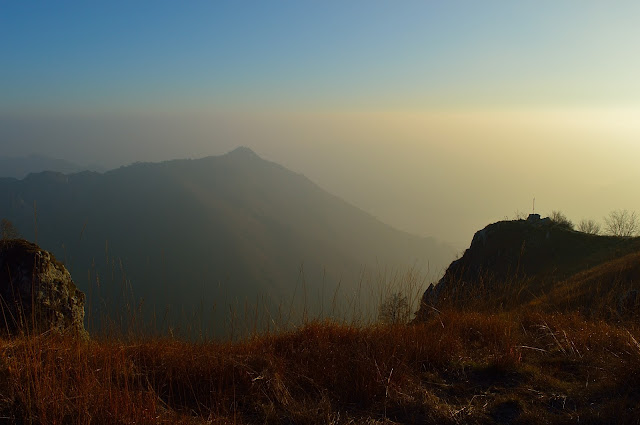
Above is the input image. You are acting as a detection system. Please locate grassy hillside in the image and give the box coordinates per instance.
[531,250,640,318]
[416,217,640,320]
[2,309,640,424]
[3,231,640,423]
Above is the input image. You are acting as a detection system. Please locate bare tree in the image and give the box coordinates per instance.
[378,292,410,325]
[604,210,639,237]
[1,218,20,240]
[550,210,574,230]
[513,210,527,220]
[577,219,601,235]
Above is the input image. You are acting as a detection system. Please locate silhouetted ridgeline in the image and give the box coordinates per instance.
[0,147,454,334]
[416,214,640,320]
[0,154,100,179]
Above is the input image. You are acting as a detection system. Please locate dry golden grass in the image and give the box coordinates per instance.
[2,308,640,424]
[530,251,640,318]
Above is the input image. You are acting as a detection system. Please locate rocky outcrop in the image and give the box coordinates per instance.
[415,215,640,321]
[0,239,86,336]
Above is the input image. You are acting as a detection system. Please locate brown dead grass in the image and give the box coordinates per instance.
[531,251,640,319]
[4,245,640,423]
[2,309,640,424]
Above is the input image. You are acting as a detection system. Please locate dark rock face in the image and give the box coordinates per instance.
[415,217,640,321]
[0,239,86,336]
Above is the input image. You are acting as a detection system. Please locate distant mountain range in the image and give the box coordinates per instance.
[0,154,104,179]
[0,147,454,335]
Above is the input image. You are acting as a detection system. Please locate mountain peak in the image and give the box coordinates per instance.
[225,146,259,159]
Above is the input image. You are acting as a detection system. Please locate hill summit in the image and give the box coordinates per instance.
[415,214,640,320]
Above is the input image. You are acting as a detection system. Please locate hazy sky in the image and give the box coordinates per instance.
[2,1,640,247]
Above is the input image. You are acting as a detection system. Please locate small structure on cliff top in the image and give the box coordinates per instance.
[0,239,87,337]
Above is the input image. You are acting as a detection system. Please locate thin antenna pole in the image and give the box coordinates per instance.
[532,197,535,214]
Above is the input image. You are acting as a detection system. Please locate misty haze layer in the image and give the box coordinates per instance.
[3,109,640,248]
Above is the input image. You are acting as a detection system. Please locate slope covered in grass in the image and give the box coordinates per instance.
[417,216,640,320]
[531,250,640,318]
[2,310,640,424]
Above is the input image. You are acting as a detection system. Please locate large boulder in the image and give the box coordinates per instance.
[0,239,86,336]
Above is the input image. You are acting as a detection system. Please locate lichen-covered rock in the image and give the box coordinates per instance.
[0,239,86,337]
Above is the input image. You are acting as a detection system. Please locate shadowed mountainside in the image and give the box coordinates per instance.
[0,147,454,334]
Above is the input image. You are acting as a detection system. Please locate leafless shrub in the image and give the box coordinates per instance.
[604,209,639,237]
[578,219,600,235]
[550,210,574,230]
[378,292,410,324]
[1,218,20,240]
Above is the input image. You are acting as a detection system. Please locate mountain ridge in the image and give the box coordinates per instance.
[1,148,454,334]
[0,153,103,179]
